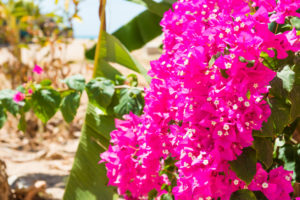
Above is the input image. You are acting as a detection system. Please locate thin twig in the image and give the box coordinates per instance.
[114,85,144,90]
[274,23,279,34]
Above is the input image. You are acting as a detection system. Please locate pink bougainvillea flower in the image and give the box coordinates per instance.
[28,89,33,94]
[13,92,25,103]
[33,65,43,75]
[100,0,299,199]
[269,0,300,24]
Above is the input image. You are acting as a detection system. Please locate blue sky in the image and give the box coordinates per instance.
[40,0,145,38]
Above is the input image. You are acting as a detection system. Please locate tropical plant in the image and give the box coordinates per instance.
[0,0,299,199]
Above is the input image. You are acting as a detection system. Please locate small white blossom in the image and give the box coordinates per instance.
[262,182,269,189]
[244,101,250,107]
[214,100,219,105]
[225,62,232,69]
[223,124,230,130]
[203,160,209,165]
[238,97,244,102]
[218,130,223,136]
[233,179,239,185]
[234,25,239,32]
[233,104,238,110]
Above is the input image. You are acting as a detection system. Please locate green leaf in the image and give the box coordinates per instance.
[40,79,52,86]
[260,51,277,70]
[31,89,61,123]
[0,104,7,129]
[246,90,251,100]
[112,10,162,51]
[63,74,86,92]
[209,53,221,67]
[63,104,116,200]
[294,62,300,86]
[270,98,291,134]
[86,78,115,109]
[277,65,295,92]
[127,0,171,17]
[161,193,173,200]
[18,111,26,132]
[253,116,274,137]
[253,191,268,200]
[270,77,288,100]
[230,189,257,200]
[1,98,19,116]
[148,189,158,200]
[253,137,273,169]
[93,60,121,81]
[141,0,171,17]
[220,69,229,79]
[60,92,81,123]
[229,147,257,184]
[291,17,300,30]
[114,88,144,117]
[0,89,19,116]
[127,74,138,87]
[278,144,300,182]
[290,85,300,122]
[86,32,150,81]
[163,0,176,4]
[125,0,146,6]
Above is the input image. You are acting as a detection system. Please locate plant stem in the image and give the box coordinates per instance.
[275,23,279,34]
[114,85,144,90]
[92,0,107,78]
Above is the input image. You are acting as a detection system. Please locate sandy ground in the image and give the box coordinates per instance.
[0,37,161,199]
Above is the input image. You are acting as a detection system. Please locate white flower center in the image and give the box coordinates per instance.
[262,182,269,189]
[233,179,239,185]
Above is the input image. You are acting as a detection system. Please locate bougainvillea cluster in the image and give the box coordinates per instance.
[13,65,43,103]
[101,0,300,199]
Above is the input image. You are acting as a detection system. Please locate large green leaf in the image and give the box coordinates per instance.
[277,65,295,92]
[252,116,274,137]
[93,60,121,81]
[113,88,144,117]
[86,32,150,81]
[31,89,61,123]
[290,85,300,122]
[86,10,163,53]
[85,78,115,109]
[63,104,116,200]
[229,147,257,184]
[278,143,300,182]
[63,74,86,92]
[230,189,257,200]
[126,0,171,17]
[270,98,291,134]
[113,10,162,52]
[253,137,273,169]
[60,92,81,123]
